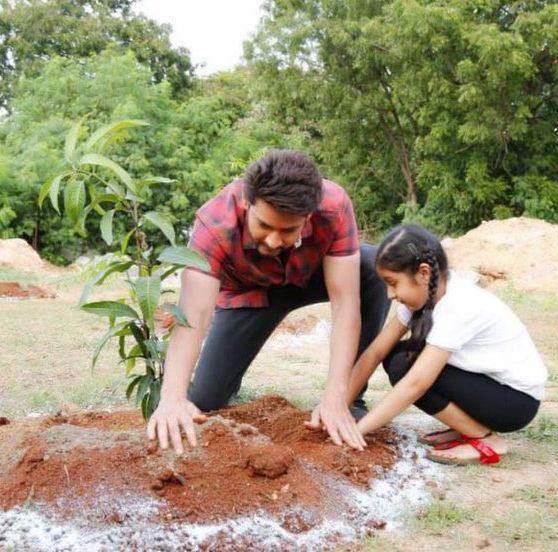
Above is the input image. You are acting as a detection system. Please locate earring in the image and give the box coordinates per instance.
[294,237,302,248]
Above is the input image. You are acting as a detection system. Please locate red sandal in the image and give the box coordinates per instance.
[426,434,501,465]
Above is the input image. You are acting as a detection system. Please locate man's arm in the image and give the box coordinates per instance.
[146,268,220,454]
[305,252,367,449]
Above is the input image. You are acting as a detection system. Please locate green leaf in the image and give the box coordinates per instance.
[126,375,143,401]
[134,274,161,322]
[149,379,162,414]
[118,333,126,360]
[100,209,115,245]
[154,265,181,282]
[136,374,153,407]
[157,246,210,271]
[105,180,126,199]
[79,260,133,306]
[143,338,160,362]
[80,153,136,193]
[84,120,149,152]
[74,205,92,237]
[63,179,86,222]
[120,228,136,255]
[65,118,85,164]
[95,193,119,205]
[139,176,174,185]
[161,303,190,327]
[81,300,138,319]
[136,176,175,191]
[141,391,151,420]
[141,211,176,245]
[126,356,136,376]
[39,172,73,213]
[91,321,129,369]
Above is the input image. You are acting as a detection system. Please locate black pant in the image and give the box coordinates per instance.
[189,244,390,411]
[383,341,540,432]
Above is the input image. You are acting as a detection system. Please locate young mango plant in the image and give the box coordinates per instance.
[39,118,209,419]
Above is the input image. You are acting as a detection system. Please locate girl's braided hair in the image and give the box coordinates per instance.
[376,224,448,363]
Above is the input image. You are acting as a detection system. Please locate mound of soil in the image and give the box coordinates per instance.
[0,281,56,299]
[0,397,402,550]
[444,217,558,293]
[0,238,63,275]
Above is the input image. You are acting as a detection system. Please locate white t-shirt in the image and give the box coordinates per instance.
[397,271,547,400]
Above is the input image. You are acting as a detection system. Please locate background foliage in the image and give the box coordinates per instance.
[1,0,557,264]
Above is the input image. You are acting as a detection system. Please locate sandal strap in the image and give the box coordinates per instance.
[460,435,501,464]
[433,437,466,451]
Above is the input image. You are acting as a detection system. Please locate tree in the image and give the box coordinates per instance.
[246,0,558,234]
[0,0,193,112]
[1,51,292,263]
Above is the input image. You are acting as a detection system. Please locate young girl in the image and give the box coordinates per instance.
[347,224,547,465]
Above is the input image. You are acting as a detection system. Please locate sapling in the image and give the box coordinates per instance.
[39,118,209,419]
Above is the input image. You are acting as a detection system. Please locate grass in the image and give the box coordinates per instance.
[519,413,558,443]
[1,271,558,551]
[411,501,469,536]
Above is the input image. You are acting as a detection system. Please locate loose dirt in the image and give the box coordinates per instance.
[0,281,56,299]
[0,238,65,275]
[0,397,436,551]
[444,217,558,293]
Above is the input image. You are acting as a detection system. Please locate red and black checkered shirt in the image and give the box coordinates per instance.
[188,179,359,308]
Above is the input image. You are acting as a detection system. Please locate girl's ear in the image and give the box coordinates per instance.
[416,262,431,285]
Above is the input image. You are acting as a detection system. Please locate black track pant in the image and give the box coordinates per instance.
[383,341,540,433]
[189,244,390,412]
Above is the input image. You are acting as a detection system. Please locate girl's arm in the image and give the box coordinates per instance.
[357,344,451,436]
[345,317,408,405]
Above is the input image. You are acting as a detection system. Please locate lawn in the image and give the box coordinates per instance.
[1,268,557,551]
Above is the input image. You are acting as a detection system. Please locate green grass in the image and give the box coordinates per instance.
[412,501,469,536]
[498,284,558,317]
[519,414,558,444]
[485,506,558,546]
[509,485,558,509]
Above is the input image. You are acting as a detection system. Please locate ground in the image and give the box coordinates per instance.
[1,217,558,551]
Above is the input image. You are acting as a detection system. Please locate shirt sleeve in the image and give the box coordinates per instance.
[326,192,359,256]
[187,216,226,279]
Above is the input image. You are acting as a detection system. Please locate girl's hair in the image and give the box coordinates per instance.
[376,224,448,363]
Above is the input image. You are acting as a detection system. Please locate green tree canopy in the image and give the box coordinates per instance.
[246,0,558,233]
[0,0,193,112]
[0,51,291,263]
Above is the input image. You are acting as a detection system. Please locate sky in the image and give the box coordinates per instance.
[133,0,265,75]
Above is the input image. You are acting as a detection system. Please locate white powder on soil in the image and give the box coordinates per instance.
[0,427,444,552]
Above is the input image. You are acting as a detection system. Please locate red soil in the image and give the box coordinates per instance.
[0,396,399,529]
[0,281,55,299]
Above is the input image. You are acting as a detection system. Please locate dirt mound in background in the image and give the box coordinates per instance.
[0,238,68,275]
[444,217,558,293]
[0,396,400,549]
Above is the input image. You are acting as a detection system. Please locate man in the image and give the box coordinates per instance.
[147,150,390,453]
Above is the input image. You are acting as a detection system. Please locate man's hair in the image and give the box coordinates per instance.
[244,150,323,215]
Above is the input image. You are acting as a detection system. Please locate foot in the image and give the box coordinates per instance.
[426,434,508,465]
[418,428,460,446]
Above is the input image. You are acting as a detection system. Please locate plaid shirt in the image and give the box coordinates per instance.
[188,179,359,309]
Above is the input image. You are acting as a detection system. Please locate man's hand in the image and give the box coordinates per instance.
[304,391,367,450]
[146,397,206,454]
